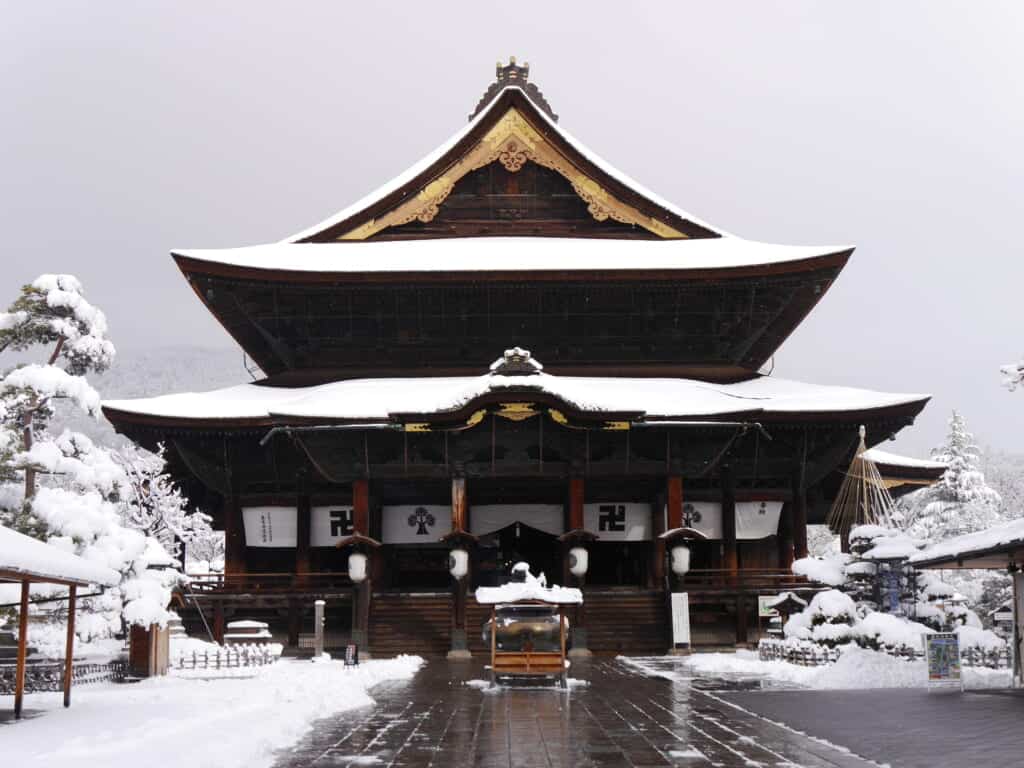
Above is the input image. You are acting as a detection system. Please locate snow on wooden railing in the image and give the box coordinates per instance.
[175,643,278,671]
[0,660,126,694]
[758,638,1012,669]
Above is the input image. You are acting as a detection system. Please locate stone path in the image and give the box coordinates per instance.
[271,658,874,767]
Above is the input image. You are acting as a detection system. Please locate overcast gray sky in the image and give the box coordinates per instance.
[3,2,1022,457]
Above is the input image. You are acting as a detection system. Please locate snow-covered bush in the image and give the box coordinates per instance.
[785,589,858,648]
[855,611,932,655]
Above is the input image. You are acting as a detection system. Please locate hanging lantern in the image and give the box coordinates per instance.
[448,548,469,580]
[569,547,589,577]
[348,551,368,583]
[670,544,691,576]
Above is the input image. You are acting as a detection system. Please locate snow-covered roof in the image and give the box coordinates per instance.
[103,370,929,424]
[0,524,120,586]
[910,518,1024,567]
[173,237,850,276]
[285,85,722,244]
[862,448,946,471]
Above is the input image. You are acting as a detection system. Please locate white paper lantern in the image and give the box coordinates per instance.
[568,547,589,577]
[670,544,690,576]
[348,551,368,583]
[448,548,469,580]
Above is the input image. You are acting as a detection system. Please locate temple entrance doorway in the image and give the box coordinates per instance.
[477,522,558,588]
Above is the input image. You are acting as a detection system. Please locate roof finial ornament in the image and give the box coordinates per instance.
[470,58,558,123]
[489,347,543,376]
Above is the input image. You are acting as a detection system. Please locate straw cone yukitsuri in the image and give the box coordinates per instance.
[102,60,942,656]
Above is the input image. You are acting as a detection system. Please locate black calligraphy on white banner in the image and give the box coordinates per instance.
[242,507,298,548]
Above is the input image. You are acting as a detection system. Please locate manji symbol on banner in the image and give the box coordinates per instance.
[583,503,652,541]
[311,506,354,547]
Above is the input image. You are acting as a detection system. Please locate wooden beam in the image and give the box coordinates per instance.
[14,580,29,719]
[777,501,795,570]
[63,584,76,707]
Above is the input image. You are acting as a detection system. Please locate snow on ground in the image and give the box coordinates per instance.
[4,655,423,768]
[623,648,1012,691]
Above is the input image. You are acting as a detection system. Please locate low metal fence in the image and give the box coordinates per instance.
[0,660,127,694]
[175,644,277,671]
[758,638,1012,669]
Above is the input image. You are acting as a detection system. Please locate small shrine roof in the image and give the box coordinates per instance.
[0,523,120,587]
[861,448,946,471]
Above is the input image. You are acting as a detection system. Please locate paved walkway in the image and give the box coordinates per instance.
[271,658,874,767]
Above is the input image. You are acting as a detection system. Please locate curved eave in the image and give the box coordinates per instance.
[290,87,719,243]
[171,245,852,285]
[102,391,929,435]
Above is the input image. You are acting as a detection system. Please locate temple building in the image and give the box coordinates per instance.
[103,60,939,656]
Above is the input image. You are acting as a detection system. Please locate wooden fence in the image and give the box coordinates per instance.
[175,644,277,671]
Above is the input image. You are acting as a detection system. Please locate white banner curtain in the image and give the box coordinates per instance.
[381,505,452,544]
[735,501,782,539]
[583,503,652,541]
[469,505,563,537]
[310,505,355,547]
[243,506,297,548]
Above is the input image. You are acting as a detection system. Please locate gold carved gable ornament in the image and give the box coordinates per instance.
[338,108,686,241]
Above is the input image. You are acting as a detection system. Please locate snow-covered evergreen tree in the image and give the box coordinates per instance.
[0,275,200,646]
[899,411,1001,541]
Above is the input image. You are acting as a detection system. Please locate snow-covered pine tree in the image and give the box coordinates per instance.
[899,411,1001,542]
[0,275,189,645]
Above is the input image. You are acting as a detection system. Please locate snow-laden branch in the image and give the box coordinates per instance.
[1,364,102,417]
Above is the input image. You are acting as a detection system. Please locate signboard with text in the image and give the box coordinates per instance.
[925,632,962,690]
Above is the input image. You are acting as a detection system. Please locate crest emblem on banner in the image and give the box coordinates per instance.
[407,507,437,535]
[682,503,703,528]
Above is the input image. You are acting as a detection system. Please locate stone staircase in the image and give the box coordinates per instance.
[369,592,453,657]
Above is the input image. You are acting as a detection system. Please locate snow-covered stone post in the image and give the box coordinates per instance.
[443,525,476,660]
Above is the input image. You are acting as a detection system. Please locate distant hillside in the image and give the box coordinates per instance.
[52,345,255,446]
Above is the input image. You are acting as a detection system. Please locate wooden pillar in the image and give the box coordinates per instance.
[792,473,808,561]
[722,467,738,583]
[223,494,245,576]
[736,591,748,647]
[777,502,795,570]
[651,490,667,588]
[568,477,584,531]
[63,584,77,707]
[352,479,369,534]
[295,495,311,586]
[666,476,683,531]
[287,599,301,647]
[14,580,29,719]
[213,602,225,645]
[451,477,467,531]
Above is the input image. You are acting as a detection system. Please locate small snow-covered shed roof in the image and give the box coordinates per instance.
[103,368,929,427]
[910,518,1024,570]
[0,524,120,587]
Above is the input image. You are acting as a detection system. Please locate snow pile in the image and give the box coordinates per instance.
[475,562,582,604]
[792,552,849,586]
[6,655,424,768]
[855,611,933,654]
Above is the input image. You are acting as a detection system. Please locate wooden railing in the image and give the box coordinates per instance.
[185,572,352,595]
[674,569,812,593]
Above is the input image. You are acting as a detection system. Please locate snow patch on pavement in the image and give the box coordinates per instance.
[5,655,424,768]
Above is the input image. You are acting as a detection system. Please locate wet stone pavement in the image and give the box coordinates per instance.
[271,658,873,768]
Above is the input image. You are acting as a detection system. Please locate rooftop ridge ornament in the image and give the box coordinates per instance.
[489,346,543,376]
[470,56,558,122]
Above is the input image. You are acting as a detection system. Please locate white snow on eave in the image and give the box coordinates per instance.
[103,372,929,423]
[0,524,120,586]
[283,85,721,243]
[172,237,853,275]
[862,447,946,470]
[910,518,1024,565]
